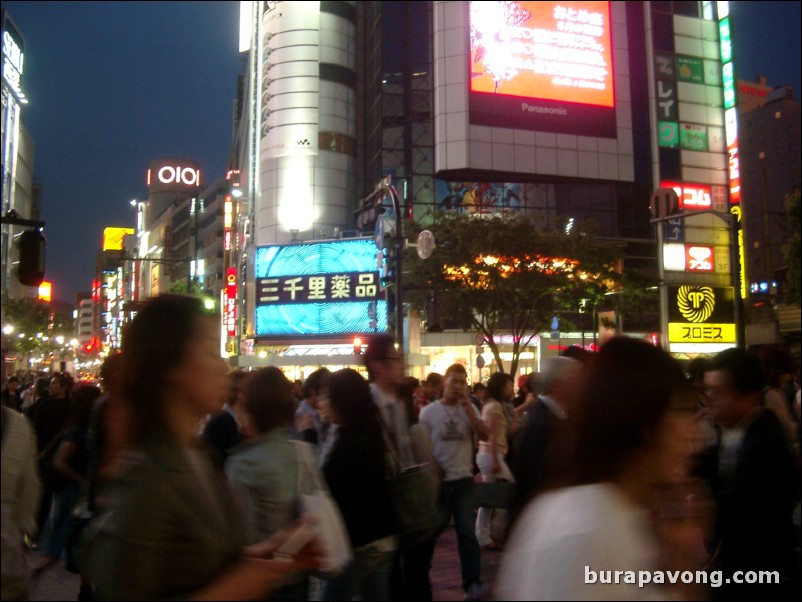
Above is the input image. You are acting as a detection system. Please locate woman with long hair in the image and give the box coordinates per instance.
[321,368,397,601]
[77,295,318,600]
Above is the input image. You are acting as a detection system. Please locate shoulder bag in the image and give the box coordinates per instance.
[291,441,352,575]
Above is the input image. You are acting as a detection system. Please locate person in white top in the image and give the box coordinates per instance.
[419,363,490,601]
[497,336,706,601]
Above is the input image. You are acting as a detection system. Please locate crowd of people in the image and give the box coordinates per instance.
[1,293,800,601]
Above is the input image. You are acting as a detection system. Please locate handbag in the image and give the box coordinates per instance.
[292,441,352,575]
[473,479,516,509]
[383,423,442,549]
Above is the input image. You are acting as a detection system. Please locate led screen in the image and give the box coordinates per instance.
[468,1,617,137]
[254,239,388,339]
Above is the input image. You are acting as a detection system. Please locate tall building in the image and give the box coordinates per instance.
[737,82,800,297]
[230,1,749,375]
[1,10,38,300]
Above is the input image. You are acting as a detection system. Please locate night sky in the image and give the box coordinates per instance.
[3,1,800,303]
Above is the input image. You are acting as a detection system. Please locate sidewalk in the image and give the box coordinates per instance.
[28,525,503,601]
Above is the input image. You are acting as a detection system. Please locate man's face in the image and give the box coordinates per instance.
[371,348,405,389]
[704,369,752,429]
[443,371,467,402]
[8,380,20,393]
[49,377,64,398]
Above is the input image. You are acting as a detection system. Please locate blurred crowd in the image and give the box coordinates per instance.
[1,294,800,601]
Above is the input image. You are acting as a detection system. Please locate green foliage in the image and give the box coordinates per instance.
[1,292,73,358]
[403,211,622,374]
[167,279,205,297]
[784,190,801,306]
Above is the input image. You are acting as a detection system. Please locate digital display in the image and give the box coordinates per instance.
[254,239,388,339]
[469,1,616,137]
[470,1,614,106]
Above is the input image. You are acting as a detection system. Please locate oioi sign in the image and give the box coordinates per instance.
[147,159,201,192]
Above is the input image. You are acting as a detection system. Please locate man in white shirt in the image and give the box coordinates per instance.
[419,363,490,601]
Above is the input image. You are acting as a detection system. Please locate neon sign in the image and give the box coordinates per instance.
[224,268,237,337]
[156,165,200,187]
[686,246,714,272]
[254,239,388,338]
[2,19,25,101]
[660,181,712,209]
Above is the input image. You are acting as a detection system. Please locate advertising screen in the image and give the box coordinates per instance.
[254,239,388,339]
[469,1,616,137]
[667,285,735,345]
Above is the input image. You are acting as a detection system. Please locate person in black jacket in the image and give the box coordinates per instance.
[700,348,800,600]
[321,368,397,602]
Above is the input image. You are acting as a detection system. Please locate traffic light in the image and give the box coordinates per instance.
[353,337,362,355]
[18,229,46,286]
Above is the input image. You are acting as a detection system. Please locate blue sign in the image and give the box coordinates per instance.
[254,239,388,338]
[663,218,684,242]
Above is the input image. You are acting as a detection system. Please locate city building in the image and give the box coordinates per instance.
[225,1,754,380]
[1,10,40,301]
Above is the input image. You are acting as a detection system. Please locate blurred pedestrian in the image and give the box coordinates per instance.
[1,375,22,411]
[1,333,41,601]
[294,368,330,447]
[226,366,323,601]
[497,336,703,600]
[202,368,246,469]
[321,368,397,601]
[699,347,799,600]
[509,357,584,531]
[26,372,72,534]
[76,295,319,600]
[475,372,515,550]
[414,373,444,418]
[419,363,490,601]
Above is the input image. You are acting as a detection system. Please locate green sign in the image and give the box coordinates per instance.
[718,17,733,63]
[658,122,679,148]
[677,57,704,83]
[722,62,736,109]
[680,123,708,151]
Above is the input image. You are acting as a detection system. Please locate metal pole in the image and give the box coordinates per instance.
[651,209,745,350]
[387,185,404,353]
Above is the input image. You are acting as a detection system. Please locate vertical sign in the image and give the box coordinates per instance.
[225,267,237,337]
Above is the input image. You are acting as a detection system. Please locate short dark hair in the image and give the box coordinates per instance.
[570,336,692,485]
[486,372,511,401]
[362,333,398,381]
[708,347,766,394]
[444,363,467,378]
[243,367,296,434]
[302,368,331,399]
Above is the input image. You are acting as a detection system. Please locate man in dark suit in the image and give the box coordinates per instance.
[701,348,800,600]
[201,370,246,469]
[509,357,584,530]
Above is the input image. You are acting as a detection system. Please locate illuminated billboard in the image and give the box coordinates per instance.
[667,285,735,347]
[102,227,135,252]
[146,158,201,195]
[254,239,388,339]
[468,1,616,137]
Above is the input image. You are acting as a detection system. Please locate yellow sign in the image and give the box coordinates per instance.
[668,322,736,343]
[102,227,135,251]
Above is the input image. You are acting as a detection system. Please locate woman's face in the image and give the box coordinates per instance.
[171,318,229,420]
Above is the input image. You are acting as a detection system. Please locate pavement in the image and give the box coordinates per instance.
[27,523,503,601]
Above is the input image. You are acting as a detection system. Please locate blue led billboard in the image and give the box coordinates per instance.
[254,239,388,338]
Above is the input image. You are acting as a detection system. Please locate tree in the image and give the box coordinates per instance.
[403,212,622,375]
[1,292,73,360]
[784,190,800,306]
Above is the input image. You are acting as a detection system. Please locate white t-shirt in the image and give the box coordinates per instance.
[496,483,670,601]
[418,400,480,481]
